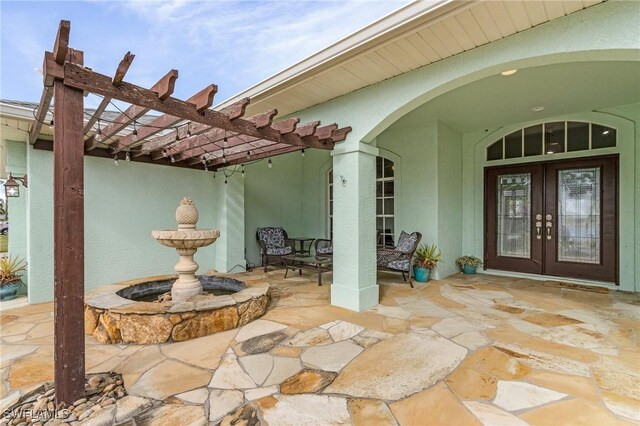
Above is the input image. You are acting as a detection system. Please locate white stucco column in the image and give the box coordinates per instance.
[213,173,246,273]
[331,141,379,311]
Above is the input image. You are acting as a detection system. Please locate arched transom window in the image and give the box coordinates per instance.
[487,122,616,162]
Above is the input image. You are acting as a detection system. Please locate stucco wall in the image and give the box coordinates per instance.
[6,140,28,290]
[26,147,220,304]
[244,152,305,267]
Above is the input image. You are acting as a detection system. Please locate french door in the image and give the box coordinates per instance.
[485,155,618,283]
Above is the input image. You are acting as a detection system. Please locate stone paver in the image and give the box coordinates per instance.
[327,321,364,341]
[235,319,287,342]
[463,401,529,426]
[2,271,638,425]
[301,341,363,372]
[325,332,466,400]
[209,353,256,389]
[208,389,244,423]
[493,380,567,411]
[258,394,351,425]
[129,359,211,400]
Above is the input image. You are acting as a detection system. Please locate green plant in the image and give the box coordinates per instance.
[413,243,442,270]
[0,256,26,287]
[455,255,482,269]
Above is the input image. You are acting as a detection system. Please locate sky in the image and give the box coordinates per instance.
[1,0,406,108]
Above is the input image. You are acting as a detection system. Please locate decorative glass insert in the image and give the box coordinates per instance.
[497,173,531,258]
[557,167,601,264]
[487,122,616,161]
[328,157,395,247]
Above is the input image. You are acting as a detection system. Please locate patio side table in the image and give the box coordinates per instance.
[288,237,315,255]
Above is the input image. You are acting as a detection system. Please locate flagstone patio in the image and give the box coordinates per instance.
[1,271,639,425]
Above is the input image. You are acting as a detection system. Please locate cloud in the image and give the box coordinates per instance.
[1,0,405,103]
[110,0,405,98]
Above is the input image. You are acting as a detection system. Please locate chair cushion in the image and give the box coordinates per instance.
[395,231,418,253]
[387,259,410,272]
[376,249,398,268]
[266,246,293,256]
[317,245,333,255]
[258,227,286,248]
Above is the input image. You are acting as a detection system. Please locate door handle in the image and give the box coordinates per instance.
[546,214,553,240]
[535,214,542,240]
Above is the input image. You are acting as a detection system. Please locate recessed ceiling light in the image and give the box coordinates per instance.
[531,106,545,112]
[501,69,518,76]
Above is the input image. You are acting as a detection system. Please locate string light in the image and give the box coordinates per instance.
[223,131,228,148]
[187,123,192,137]
[48,119,54,130]
[301,149,305,157]
[268,159,273,168]
[224,178,228,184]
[132,122,138,141]
[213,171,216,179]
[241,165,245,177]
[125,151,131,162]
[175,128,180,142]
[247,151,251,159]
[113,155,119,166]
[162,149,168,157]
[95,120,102,142]
[170,155,176,163]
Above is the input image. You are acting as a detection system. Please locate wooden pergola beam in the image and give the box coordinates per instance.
[211,144,304,170]
[187,138,274,166]
[52,20,70,64]
[112,84,218,153]
[179,117,300,163]
[155,109,279,162]
[29,21,72,145]
[130,97,250,157]
[63,63,298,146]
[85,69,178,151]
[53,33,85,405]
[83,52,135,135]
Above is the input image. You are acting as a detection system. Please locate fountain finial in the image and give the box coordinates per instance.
[176,196,199,230]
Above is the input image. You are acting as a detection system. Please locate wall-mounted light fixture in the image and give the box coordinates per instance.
[4,174,28,198]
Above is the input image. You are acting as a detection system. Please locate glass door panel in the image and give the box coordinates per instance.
[485,164,543,275]
[557,167,601,264]
[544,156,617,283]
[497,173,531,258]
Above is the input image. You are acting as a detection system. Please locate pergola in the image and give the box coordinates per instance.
[32,20,350,404]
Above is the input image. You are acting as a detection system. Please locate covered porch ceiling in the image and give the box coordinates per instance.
[391,60,640,134]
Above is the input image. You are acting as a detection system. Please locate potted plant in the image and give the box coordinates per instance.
[0,256,26,301]
[455,255,482,274]
[413,243,441,283]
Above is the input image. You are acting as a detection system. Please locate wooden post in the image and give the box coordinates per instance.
[53,55,86,405]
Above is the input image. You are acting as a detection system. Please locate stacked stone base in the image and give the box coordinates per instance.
[84,279,270,344]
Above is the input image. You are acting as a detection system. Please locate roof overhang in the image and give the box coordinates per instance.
[218,0,606,117]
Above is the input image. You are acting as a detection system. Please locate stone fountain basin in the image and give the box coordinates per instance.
[151,229,220,249]
[84,274,270,345]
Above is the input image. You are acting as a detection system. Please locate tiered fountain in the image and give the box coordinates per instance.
[83,197,271,345]
[151,197,219,302]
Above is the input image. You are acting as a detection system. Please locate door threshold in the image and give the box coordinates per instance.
[481,269,617,291]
